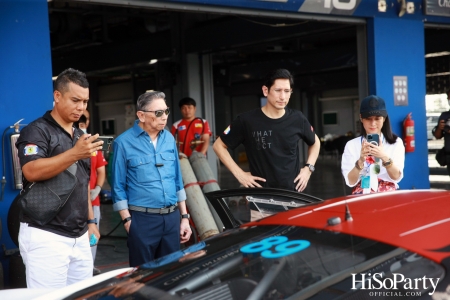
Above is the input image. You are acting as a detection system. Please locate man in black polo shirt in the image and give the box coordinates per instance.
[16,68,102,288]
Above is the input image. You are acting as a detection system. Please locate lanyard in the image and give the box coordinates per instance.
[360,134,384,193]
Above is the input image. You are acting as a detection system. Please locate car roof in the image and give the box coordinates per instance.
[243,190,450,264]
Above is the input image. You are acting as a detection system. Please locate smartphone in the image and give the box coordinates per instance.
[366,133,380,146]
[95,136,114,152]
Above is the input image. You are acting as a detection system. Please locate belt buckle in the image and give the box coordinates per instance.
[159,207,167,214]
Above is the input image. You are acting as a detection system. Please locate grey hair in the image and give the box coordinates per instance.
[136,91,166,111]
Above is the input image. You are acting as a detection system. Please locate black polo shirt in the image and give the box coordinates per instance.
[16,111,90,238]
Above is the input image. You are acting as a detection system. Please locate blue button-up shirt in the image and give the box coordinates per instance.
[112,121,186,211]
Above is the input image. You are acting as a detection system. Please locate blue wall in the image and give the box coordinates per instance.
[0,0,53,286]
[367,17,428,189]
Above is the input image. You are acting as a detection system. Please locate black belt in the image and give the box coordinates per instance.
[128,204,178,214]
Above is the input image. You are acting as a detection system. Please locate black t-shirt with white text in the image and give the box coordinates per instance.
[220,107,316,190]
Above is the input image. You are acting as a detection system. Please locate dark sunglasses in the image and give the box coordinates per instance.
[141,107,170,117]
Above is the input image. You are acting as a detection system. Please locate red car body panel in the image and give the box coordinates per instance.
[243,190,450,264]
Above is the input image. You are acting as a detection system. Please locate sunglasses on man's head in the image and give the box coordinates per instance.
[141,107,170,117]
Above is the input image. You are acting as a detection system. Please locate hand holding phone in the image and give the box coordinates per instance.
[95,136,114,151]
[366,133,380,146]
[366,133,380,162]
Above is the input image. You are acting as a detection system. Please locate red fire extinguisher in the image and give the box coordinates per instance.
[403,113,415,152]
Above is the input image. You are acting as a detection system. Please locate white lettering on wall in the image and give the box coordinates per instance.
[439,0,450,8]
[324,0,357,10]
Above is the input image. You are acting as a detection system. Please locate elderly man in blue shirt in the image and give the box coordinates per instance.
[112,91,192,267]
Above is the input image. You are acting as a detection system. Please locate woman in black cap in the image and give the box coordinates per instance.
[341,95,405,194]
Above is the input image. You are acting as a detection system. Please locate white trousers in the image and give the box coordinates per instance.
[91,205,101,262]
[19,222,93,289]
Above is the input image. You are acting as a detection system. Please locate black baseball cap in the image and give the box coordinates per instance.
[360,95,387,118]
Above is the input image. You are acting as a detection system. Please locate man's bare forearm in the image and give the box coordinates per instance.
[22,149,80,182]
[213,137,244,178]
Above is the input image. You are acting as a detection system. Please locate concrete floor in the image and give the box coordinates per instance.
[94,205,129,274]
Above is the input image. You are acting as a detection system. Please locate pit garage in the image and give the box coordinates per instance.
[2,0,450,288]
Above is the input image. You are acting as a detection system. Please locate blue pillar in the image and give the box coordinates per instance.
[0,0,52,286]
[366,17,428,189]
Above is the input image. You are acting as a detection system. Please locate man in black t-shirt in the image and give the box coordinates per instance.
[16,68,102,288]
[213,69,320,191]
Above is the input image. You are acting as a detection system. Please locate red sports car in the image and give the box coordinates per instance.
[9,188,450,299]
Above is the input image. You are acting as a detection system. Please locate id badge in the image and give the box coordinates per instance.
[361,176,370,189]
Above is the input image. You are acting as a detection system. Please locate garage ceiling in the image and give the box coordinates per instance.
[49,1,359,83]
[49,1,450,92]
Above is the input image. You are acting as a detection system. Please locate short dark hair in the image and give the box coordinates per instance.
[78,114,87,124]
[179,97,196,108]
[263,69,294,90]
[74,114,87,129]
[136,91,166,111]
[54,68,89,93]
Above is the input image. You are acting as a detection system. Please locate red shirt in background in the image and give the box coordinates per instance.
[90,150,108,206]
[171,118,211,157]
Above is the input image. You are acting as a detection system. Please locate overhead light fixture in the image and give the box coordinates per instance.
[425,51,450,58]
[406,2,415,14]
[149,59,158,65]
[378,0,387,12]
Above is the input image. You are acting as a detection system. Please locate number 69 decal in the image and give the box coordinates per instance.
[240,236,310,258]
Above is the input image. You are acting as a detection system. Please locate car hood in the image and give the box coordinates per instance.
[244,189,450,263]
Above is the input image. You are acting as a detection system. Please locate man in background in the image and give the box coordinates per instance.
[433,89,450,178]
[171,97,211,157]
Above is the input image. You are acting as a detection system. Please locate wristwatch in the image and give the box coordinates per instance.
[87,218,97,225]
[382,158,393,168]
[355,160,363,170]
[181,214,190,220]
[122,216,132,225]
[305,163,315,173]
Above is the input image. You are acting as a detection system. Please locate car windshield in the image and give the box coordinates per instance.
[66,225,444,300]
[205,189,323,228]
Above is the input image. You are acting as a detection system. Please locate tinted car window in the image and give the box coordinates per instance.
[65,225,444,300]
[205,189,322,229]
[225,194,307,223]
